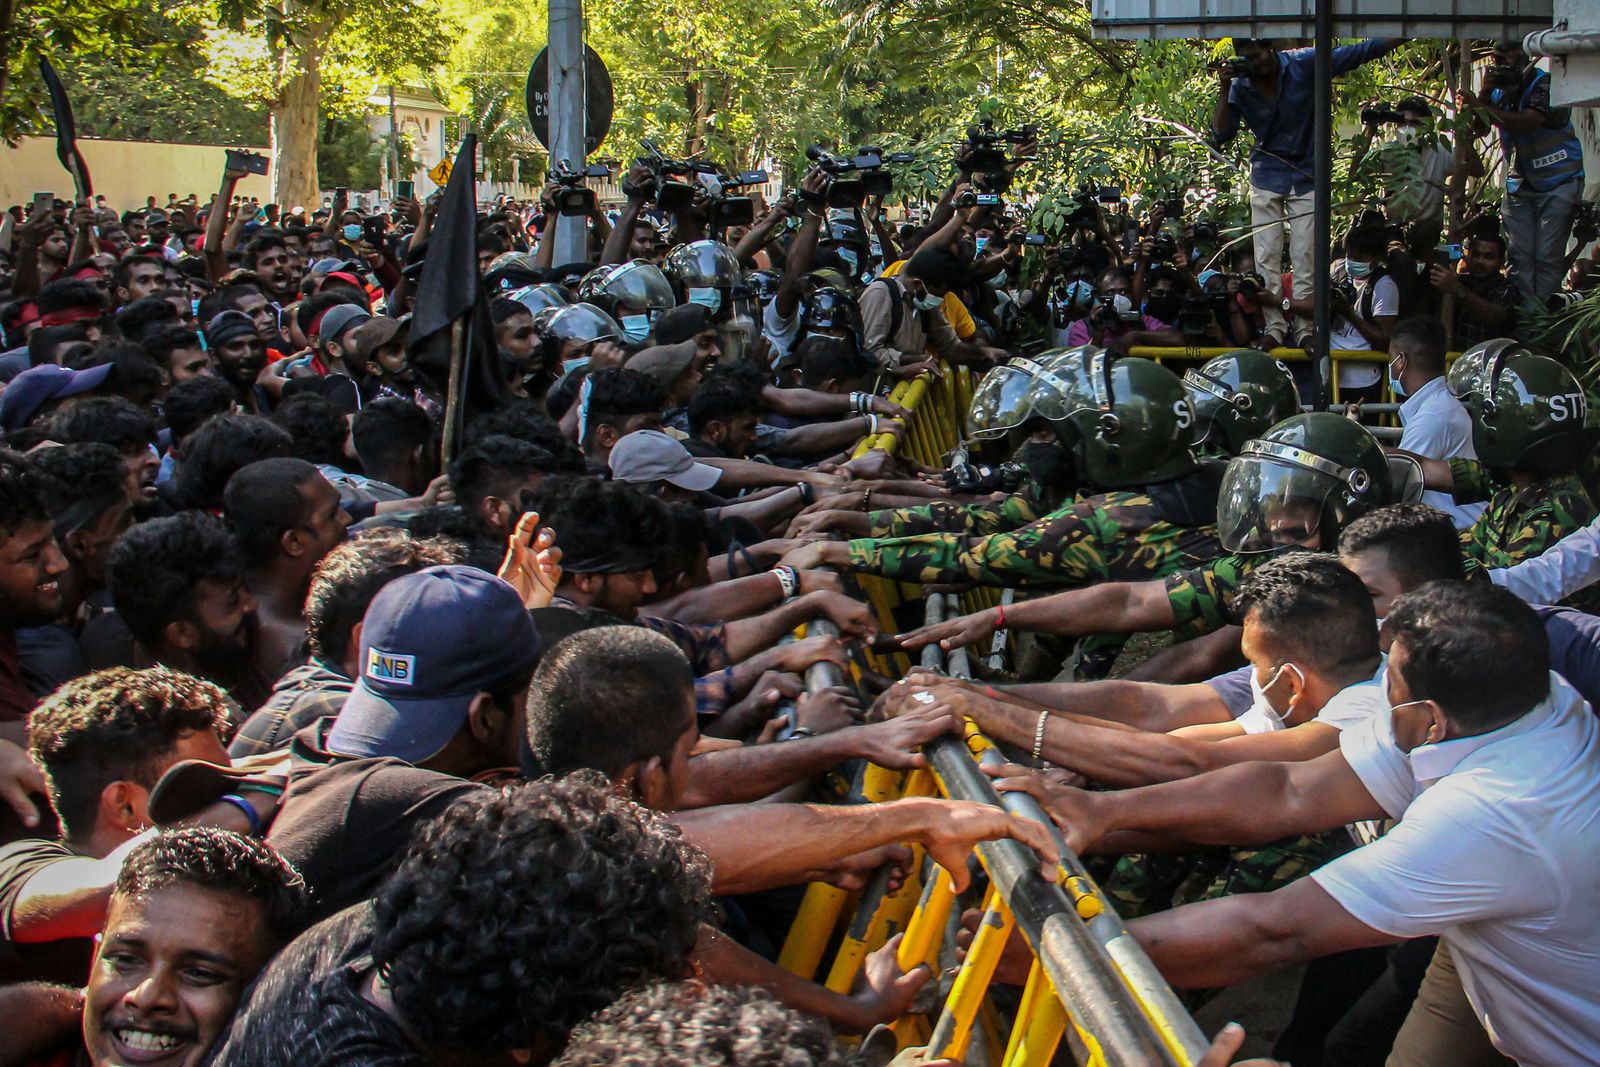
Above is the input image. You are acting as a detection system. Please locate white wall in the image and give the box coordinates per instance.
[0,137,274,213]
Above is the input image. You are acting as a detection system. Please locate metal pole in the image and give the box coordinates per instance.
[547,0,587,263]
[1312,0,1333,411]
[388,84,401,202]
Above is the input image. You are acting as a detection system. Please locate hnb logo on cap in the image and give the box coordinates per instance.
[367,649,417,685]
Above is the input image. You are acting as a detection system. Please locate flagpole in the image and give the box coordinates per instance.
[442,317,466,465]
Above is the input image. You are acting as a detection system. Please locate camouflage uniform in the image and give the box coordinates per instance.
[1448,458,1597,573]
[846,492,1223,589]
[1163,553,1261,640]
[867,488,1048,540]
[1099,832,1348,920]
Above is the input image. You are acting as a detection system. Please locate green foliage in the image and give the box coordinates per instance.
[315,115,413,188]
[0,0,212,141]
[62,52,268,144]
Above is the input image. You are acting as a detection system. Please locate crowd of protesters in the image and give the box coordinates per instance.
[0,32,1596,1067]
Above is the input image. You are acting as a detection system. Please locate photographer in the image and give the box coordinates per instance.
[1213,37,1403,348]
[859,248,1007,377]
[1318,227,1400,404]
[1351,96,1462,255]
[1065,267,1184,352]
[1459,39,1586,302]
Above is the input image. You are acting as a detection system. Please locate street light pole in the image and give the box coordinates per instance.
[548,0,587,263]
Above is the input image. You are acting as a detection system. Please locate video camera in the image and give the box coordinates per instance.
[955,188,1004,209]
[703,169,770,229]
[549,159,613,217]
[1066,184,1105,230]
[960,119,1038,194]
[1360,102,1411,125]
[804,145,915,208]
[1149,232,1178,261]
[630,140,719,212]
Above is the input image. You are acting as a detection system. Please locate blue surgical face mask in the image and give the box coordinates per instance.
[342,223,362,243]
[912,289,944,312]
[837,249,859,274]
[687,287,722,314]
[1346,258,1373,280]
[1065,280,1095,308]
[988,270,1008,289]
[1388,355,1407,399]
[975,237,990,255]
[620,314,651,345]
[562,355,592,375]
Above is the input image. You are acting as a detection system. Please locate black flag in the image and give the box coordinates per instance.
[40,58,92,199]
[408,134,509,454]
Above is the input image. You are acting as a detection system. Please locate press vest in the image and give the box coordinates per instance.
[1492,69,1584,194]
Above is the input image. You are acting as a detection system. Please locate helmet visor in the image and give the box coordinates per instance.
[1216,455,1337,553]
[547,303,623,344]
[509,283,572,316]
[1182,368,1236,447]
[607,260,677,311]
[969,363,1039,440]
[1386,455,1425,504]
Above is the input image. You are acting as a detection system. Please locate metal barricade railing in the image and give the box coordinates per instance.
[779,364,1210,1064]
[1125,346,1465,424]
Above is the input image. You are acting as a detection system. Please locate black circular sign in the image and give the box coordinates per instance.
[526,45,614,156]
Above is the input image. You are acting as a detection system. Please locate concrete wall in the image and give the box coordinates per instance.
[0,137,274,213]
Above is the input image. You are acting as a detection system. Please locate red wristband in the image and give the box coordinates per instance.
[995,603,1006,628]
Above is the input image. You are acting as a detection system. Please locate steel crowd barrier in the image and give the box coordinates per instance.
[782,364,1211,1064]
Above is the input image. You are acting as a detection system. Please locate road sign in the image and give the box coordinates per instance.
[526,45,615,155]
[428,158,452,186]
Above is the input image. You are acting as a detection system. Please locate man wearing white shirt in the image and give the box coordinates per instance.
[1386,317,1482,529]
[892,554,1386,788]
[996,581,1600,1066]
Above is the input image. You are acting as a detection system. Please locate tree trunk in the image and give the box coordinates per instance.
[270,36,323,210]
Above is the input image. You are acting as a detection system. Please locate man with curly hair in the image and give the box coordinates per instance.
[208,775,713,1066]
[1,828,308,1067]
[0,667,231,985]
[555,982,849,1067]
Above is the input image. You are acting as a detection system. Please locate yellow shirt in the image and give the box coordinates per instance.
[880,259,977,340]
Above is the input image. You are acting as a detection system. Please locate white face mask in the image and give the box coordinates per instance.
[987,270,1009,289]
[1248,662,1304,729]
[911,287,943,312]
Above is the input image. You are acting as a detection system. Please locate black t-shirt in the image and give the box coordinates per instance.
[265,723,481,928]
[0,838,94,985]
[207,904,423,1067]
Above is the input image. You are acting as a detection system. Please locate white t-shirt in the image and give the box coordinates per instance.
[762,297,806,364]
[1316,673,1600,1067]
[1396,375,1485,530]
[1332,272,1399,387]
[1382,126,1456,225]
[1234,662,1387,735]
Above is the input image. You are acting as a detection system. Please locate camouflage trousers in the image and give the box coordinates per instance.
[1095,830,1348,921]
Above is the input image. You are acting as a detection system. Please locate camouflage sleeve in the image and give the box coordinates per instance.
[868,494,1041,539]
[1163,555,1254,638]
[848,497,1137,587]
[1448,458,1496,505]
[1463,478,1598,575]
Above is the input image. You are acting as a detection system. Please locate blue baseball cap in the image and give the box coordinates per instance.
[0,363,113,431]
[326,565,542,763]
